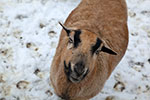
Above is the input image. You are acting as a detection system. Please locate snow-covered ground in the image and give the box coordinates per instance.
[0,0,150,100]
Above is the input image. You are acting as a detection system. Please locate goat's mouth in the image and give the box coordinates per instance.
[69,68,89,83]
[64,61,89,83]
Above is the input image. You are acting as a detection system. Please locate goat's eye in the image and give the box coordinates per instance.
[67,38,74,49]
[95,50,99,54]
[68,38,73,43]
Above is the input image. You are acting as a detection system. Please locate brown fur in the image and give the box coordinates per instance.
[50,0,128,100]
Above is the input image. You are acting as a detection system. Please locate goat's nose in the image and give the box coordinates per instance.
[74,62,85,76]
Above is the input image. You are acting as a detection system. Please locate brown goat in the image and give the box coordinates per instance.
[50,0,128,100]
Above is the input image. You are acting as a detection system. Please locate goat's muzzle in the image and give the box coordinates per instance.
[64,61,89,83]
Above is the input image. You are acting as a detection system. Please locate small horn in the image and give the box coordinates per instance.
[59,22,70,36]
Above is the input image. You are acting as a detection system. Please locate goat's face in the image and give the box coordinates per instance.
[59,22,117,83]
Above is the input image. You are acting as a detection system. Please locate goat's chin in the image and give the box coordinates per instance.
[69,76,81,83]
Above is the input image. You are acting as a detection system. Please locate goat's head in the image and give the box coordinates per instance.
[59,22,117,83]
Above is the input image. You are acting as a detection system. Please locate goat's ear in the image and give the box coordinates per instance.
[59,22,71,36]
[93,38,117,55]
[101,45,117,55]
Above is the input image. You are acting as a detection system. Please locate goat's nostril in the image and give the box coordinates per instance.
[74,64,85,76]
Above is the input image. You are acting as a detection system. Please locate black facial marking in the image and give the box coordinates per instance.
[74,30,81,48]
[91,38,102,55]
[64,61,72,81]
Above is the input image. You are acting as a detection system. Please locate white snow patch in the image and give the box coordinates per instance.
[0,0,150,100]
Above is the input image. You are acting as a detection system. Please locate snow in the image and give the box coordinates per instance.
[0,0,150,100]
